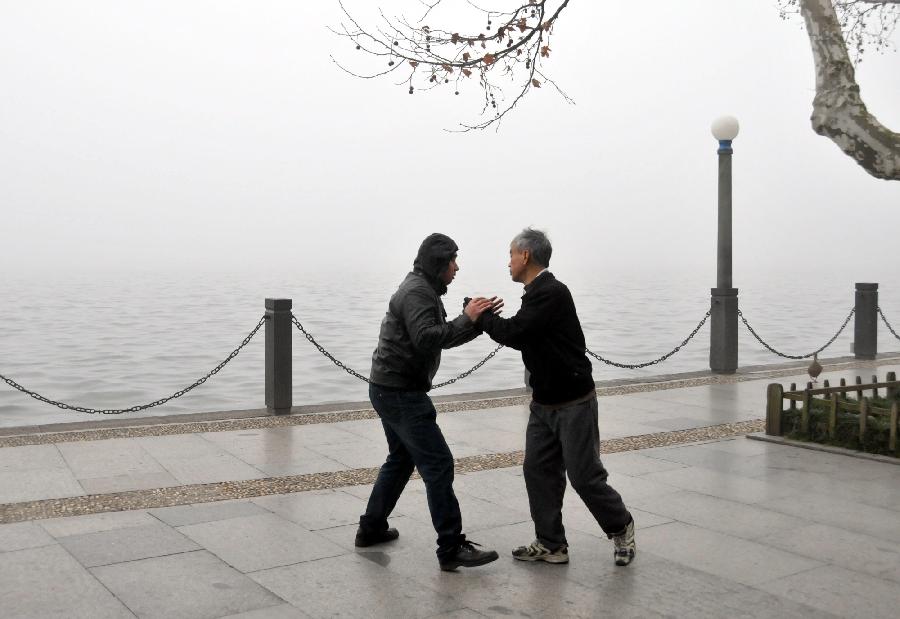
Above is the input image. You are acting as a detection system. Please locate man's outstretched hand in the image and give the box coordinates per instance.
[464,296,505,322]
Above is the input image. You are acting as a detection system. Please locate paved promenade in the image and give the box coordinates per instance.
[2,356,899,618]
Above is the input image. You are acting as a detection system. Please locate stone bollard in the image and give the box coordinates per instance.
[265,298,292,415]
[854,283,878,360]
[710,287,738,374]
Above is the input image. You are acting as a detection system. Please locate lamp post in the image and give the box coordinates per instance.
[709,116,739,374]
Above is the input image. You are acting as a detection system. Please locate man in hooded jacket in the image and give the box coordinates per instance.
[357,233,500,571]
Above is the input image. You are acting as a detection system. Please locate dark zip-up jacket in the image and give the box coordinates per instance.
[479,272,594,405]
[370,271,480,391]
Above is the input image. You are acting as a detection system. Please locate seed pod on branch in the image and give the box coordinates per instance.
[330,0,575,131]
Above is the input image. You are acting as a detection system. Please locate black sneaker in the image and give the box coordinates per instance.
[439,541,500,572]
[355,527,399,548]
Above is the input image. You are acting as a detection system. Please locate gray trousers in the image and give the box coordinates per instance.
[524,395,632,549]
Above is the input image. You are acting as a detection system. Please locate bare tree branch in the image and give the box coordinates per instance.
[333,0,573,131]
[780,0,899,60]
[334,0,897,179]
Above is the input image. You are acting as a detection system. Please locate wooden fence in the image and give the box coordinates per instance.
[766,371,899,453]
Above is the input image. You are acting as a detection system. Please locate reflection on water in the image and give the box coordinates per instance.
[1,268,898,428]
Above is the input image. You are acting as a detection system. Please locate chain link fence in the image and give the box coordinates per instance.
[879,307,900,342]
[3,301,897,416]
[291,314,504,388]
[0,316,266,415]
[738,307,855,360]
[586,310,711,369]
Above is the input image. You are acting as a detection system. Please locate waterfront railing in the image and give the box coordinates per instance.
[1,282,899,416]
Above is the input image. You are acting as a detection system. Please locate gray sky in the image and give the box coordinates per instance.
[2,0,899,284]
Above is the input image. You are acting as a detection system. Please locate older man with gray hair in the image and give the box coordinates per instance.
[475,228,636,567]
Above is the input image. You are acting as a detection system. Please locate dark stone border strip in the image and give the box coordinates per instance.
[0,420,764,524]
[747,433,900,465]
[4,354,900,448]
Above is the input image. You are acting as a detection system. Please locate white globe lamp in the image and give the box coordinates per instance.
[711,116,740,143]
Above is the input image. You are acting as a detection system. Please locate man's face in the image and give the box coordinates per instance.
[440,256,459,285]
[508,243,527,283]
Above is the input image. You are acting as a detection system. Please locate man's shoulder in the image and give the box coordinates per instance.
[395,273,438,304]
[531,272,568,294]
[527,274,576,309]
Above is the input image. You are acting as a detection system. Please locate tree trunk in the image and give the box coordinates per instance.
[799,0,900,181]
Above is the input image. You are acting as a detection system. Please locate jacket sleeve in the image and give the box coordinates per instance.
[401,286,478,351]
[443,318,482,349]
[478,285,555,350]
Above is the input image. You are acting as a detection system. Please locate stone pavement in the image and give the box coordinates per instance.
[1,358,899,618]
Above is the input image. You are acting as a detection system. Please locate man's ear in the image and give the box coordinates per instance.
[521,250,531,266]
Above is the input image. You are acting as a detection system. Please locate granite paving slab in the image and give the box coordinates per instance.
[758,491,900,544]
[90,550,284,619]
[0,544,133,618]
[449,467,530,505]
[150,499,269,527]
[251,489,367,531]
[249,552,461,619]
[630,488,806,541]
[644,442,775,477]
[0,468,85,504]
[601,449,690,476]
[754,467,900,510]
[560,497,674,539]
[424,610,492,619]
[220,604,310,618]
[136,434,270,485]
[58,522,199,567]
[640,465,797,505]
[78,470,182,494]
[248,454,349,478]
[762,522,900,578]
[55,437,167,479]
[589,557,754,617]
[879,563,900,585]
[636,521,823,586]
[689,587,842,619]
[5,362,900,618]
[177,512,347,573]
[305,440,389,469]
[0,444,68,472]
[758,564,900,618]
[0,521,55,552]
[37,509,157,537]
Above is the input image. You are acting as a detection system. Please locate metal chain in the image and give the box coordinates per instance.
[585,310,711,369]
[433,344,504,388]
[738,307,854,360]
[878,306,900,341]
[291,314,372,383]
[0,315,267,415]
[291,313,503,388]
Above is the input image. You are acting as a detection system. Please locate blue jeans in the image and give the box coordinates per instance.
[360,383,465,559]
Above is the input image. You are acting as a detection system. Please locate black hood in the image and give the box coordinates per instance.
[413,233,458,295]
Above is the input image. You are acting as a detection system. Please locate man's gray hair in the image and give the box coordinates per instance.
[512,228,552,267]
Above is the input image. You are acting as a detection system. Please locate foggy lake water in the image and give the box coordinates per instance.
[3,266,899,428]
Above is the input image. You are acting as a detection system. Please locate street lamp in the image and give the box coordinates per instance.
[709,115,739,374]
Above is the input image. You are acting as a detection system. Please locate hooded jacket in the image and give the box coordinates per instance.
[369,233,481,391]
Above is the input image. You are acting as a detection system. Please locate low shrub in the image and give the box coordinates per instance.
[781,398,896,457]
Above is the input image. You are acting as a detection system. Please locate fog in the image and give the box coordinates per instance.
[2,0,899,286]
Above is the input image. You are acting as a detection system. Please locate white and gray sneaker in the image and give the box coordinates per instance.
[612,519,636,566]
[511,540,569,564]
